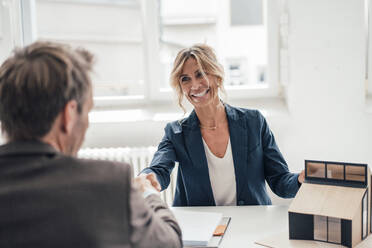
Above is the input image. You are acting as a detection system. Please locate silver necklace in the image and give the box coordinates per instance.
[199,124,217,130]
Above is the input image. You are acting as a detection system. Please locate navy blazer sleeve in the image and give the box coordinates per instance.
[141,124,176,191]
[258,111,300,198]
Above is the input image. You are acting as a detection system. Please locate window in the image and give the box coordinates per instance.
[0,1,23,63]
[20,0,161,106]
[362,189,368,239]
[306,162,325,178]
[314,215,341,244]
[19,0,280,107]
[158,0,279,99]
[328,217,341,244]
[326,164,344,180]
[345,165,366,183]
[23,0,159,104]
[314,215,327,241]
[230,0,263,26]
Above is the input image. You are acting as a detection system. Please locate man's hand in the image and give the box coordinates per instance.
[134,173,161,193]
[298,170,305,184]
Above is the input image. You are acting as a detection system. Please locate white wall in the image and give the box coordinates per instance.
[284,0,371,167]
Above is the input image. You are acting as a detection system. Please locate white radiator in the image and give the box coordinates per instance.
[78,147,177,206]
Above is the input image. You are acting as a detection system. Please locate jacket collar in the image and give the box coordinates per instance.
[0,140,59,157]
[180,110,199,130]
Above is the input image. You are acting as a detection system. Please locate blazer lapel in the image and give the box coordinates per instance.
[226,104,248,203]
[183,111,216,205]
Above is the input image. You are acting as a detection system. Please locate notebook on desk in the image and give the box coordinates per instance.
[172,209,231,248]
[205,217,231,248]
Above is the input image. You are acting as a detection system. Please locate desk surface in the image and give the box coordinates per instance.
[173,205,289,248]
[173,205,372,248]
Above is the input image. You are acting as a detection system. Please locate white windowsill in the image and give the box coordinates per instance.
[162,16,217,26]
[38,34,142,44]
[37,0,139,7]
[89,97,289,124]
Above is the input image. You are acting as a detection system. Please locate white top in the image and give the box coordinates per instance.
[202,138,237,206]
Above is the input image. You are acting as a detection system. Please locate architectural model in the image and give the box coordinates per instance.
[289,160,371,248]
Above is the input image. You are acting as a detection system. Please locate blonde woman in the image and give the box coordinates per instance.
[141,44,304,206]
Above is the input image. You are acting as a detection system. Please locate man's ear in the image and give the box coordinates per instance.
[61,100,78,134]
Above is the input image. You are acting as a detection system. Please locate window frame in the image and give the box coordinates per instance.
[313,215,342,245]
[221,0,281,100]
[19,0,282,108]
[327,217,341,244]
[0,0,24,63]
[313,215,327,242]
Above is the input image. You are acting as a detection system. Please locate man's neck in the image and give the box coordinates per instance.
[41,135,63,153]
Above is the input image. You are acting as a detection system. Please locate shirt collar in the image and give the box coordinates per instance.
[0,140,59,157]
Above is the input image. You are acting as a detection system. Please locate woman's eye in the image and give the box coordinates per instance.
[195,71,203,78]
[180,76,190,83]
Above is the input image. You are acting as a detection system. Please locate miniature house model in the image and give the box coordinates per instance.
[288,160,371,248]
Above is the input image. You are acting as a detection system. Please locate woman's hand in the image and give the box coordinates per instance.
[298,170,305,184]
[136,173,161,192]
[145,173,161,192]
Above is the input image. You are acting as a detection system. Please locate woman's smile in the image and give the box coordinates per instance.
[190,88,210,101]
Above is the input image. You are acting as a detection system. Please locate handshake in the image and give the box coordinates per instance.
[134,173,162,194]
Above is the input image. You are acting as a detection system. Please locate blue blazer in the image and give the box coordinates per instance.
[142,104,300,206]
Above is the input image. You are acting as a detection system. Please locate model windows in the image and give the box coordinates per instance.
[326,164,344,180]
[328,217,341,244]
[307,162,325,178]
[305,160,367,187]
[314,215,341,244]
[362,190,368,239]
[345,165,366,182]
[314,215,327,241]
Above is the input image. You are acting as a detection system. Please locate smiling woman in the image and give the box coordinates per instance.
[179,57,218,107]
[139,44,305,207]
[170,45,225,113]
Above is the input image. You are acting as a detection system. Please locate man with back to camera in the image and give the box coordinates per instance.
[0,41,182,248]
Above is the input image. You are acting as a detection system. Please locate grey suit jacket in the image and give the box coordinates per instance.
[0,141,182,248]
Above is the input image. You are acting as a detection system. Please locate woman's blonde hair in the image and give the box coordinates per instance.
[170,44,225,112]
